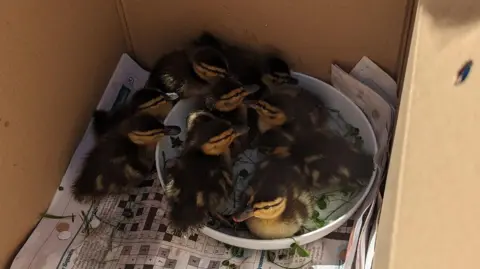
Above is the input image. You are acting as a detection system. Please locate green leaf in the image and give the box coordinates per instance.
[291,243,310,257]
[229,264,237,269]
[296,246,310,257]
[266,250,276,262]
[231,246,244,258]
[317,195,327,210]
[314,218,326,228]
[222,260,230,266]
[311,210,320,219]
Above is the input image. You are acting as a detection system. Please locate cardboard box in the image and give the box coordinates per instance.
[0,0,477,268]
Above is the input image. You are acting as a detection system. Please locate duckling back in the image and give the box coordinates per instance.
[292,129,375,189]
[73,114,181,202]
[72,135,149,202]
[165,151,233,234]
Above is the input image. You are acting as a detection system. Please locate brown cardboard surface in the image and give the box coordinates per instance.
[121,0,410,81]
[0,1,125,265]
[1,0,443,268]
[375,0,480,268]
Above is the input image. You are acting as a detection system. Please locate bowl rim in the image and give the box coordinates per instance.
[155,72,378,250]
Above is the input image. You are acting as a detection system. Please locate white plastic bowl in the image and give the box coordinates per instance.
[155,72,378,250]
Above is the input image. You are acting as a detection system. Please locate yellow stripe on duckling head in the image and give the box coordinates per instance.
[128,129,167,145]
[137,96,173,118]
[200,128,237,155]
[193,62,227,81]
[252,197,287,220]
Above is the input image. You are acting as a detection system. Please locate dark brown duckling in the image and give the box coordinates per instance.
[72,114,181,203]
[92,88,179,137]
[256,126,375,190]
[146,46,229,100]
[203,78,259,156]
[193,32,263,88]
[245,56,299,144]
[164,111,249,235]
[246,86,328,135]
[260,56,299,89]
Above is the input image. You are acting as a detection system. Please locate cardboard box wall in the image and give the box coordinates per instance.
[0,0,477,268]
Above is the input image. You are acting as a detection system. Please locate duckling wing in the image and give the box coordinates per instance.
[72,141,131,202]
[296,132,375,188]
[165,153,233,233]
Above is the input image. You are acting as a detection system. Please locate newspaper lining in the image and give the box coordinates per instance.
[10,54,397,269]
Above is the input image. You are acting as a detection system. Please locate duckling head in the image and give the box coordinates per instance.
[244,93,298,132]
[125,114,181,145]
[205,78,260,112]
[257,127,296,157]
[131,88,179,117]
[233,183,288,222]
[261,57,298,87]
[185,111,249,155]
[191,47,229,82]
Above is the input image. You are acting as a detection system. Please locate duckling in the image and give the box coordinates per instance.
[244,56,298,144]
[232,156,314,239]
[165,111,249,234]
[193,32,263,88]
[246,87,328,135]
[203,77,260,155]
[92,88,179,137]
[257,126,375,190]
[72,114,181,202]
[146,45,229,100]
[261,56,299,90]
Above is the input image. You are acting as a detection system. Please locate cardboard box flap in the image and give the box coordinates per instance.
[375,0,480,268]
[0,0,125,264]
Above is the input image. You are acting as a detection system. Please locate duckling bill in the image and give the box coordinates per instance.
[72,114,181,202]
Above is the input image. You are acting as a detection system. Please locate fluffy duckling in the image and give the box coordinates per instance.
[204,77,260,155]
[72,114,181,202]
[246,87,328,135]
[232,156,314,239]
[92,88,179,137]
[193,32,263,88]
[146,46,229,100]
[244,56,298,144]
[258,56,299,96]
[165,111,249,234]
[257,127,375,190]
